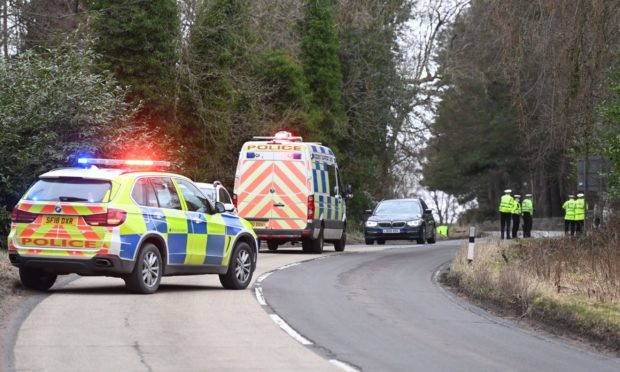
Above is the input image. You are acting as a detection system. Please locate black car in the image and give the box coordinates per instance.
[364,198,436,245]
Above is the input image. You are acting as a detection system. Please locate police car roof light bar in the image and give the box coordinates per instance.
[78,158,171,168]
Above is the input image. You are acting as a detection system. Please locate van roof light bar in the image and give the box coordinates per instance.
[252,131,303,142]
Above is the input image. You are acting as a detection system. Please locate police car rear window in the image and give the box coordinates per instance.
[26,178,111,203]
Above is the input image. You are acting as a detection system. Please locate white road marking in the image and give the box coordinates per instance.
[278,262,301,270]
[255,287,267,306]
[256,271,272,283]
[269,314,313,345]
[329,359,360,372]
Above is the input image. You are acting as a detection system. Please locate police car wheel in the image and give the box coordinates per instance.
[334,230,346,252]
[364,238,374,245]
[19,267,57,291]
[220,242,254,289]
[125,243,162,294]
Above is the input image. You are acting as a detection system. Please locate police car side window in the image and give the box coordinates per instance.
[150,177,182,210]
[132,178,159,207]
[176,179,211,213]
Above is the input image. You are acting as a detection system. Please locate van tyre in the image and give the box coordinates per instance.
[125,243,162,294]
[220,242,254,289]
[302,228,324,254]
[19,267,57,291]
[334,230,346,252]
[267,241,278,252]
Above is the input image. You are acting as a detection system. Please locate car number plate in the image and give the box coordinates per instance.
[43,216,76,225]
[383,228,400,234]
[250,221,267,229]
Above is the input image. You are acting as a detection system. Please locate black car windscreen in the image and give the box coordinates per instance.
[374,200,422,215]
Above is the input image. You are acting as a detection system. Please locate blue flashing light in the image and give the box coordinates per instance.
[293,152,302,160]
[247,152,255,159]
[78,158,88,164]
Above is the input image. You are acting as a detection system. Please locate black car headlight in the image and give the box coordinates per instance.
[406,220,423,227]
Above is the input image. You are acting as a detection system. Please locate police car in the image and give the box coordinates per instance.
[7,158,258,294]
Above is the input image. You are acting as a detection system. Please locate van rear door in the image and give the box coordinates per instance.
[235,151,308,231]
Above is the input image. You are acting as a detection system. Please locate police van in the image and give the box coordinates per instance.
[233,131,351,253]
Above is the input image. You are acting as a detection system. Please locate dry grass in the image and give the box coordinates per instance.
[447,220,620,352]
[0,250,22,300]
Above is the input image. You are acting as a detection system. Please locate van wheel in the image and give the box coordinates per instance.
[267,241,278,251]
[220,242,254,289]
[125,243,162,294]
[19,267,57,291]
[334,230,346,252]
[302,228,324,254]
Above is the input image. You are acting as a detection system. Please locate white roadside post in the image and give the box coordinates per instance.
[467,226,476,264]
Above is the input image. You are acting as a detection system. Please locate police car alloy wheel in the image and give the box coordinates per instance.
[125,243,162,294]
[219,242,254,289]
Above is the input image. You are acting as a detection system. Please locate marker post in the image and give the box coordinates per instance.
[467,226,476,264]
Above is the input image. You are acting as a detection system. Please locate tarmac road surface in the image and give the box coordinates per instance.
[261,240,620,372]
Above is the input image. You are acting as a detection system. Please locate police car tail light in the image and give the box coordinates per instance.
[11,208,37,223]
[84,208,127,226]
[307,195,315,220]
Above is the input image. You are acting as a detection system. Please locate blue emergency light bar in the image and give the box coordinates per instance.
[77,158,171,168]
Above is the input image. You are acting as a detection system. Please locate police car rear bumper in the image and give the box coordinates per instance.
[9,253,134,276]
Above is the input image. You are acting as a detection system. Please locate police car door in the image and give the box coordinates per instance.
[149,177,189,265]
[175,179,227,267]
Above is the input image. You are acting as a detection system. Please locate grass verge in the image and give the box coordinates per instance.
[444,234,620,354]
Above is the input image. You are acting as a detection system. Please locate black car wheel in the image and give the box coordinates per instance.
[364,238,374,245]
[416,225,426,244]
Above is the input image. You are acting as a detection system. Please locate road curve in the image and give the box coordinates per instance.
[261,241,620,372]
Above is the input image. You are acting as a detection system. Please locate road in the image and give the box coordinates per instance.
[6,241,619,371]
[261,240,620,372]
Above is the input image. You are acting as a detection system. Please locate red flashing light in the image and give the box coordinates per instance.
[232,193,238,210]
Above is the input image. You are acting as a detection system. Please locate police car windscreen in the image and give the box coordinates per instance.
[26,178,111,203]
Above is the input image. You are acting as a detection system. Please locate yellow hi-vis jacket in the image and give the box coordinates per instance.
[512,200,522,215]
[574,198,587,221]
[499,194,514,213]
[521,199,533,214]
[563,199,576,221]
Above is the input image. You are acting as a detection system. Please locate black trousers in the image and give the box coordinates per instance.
[565,220,576,236]
[575,220,584,235]
[500,212,511,239]
[511,214,520,238]
[522,213,532,237]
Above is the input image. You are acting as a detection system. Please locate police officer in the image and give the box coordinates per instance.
[574,192,588,235]
[562,194,576,236]
[512,194,522,239]
[521,194,533,238]
[498,189,514,239]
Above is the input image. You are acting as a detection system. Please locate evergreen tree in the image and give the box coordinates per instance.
[301,0,346,141]
[87,0,179,108]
